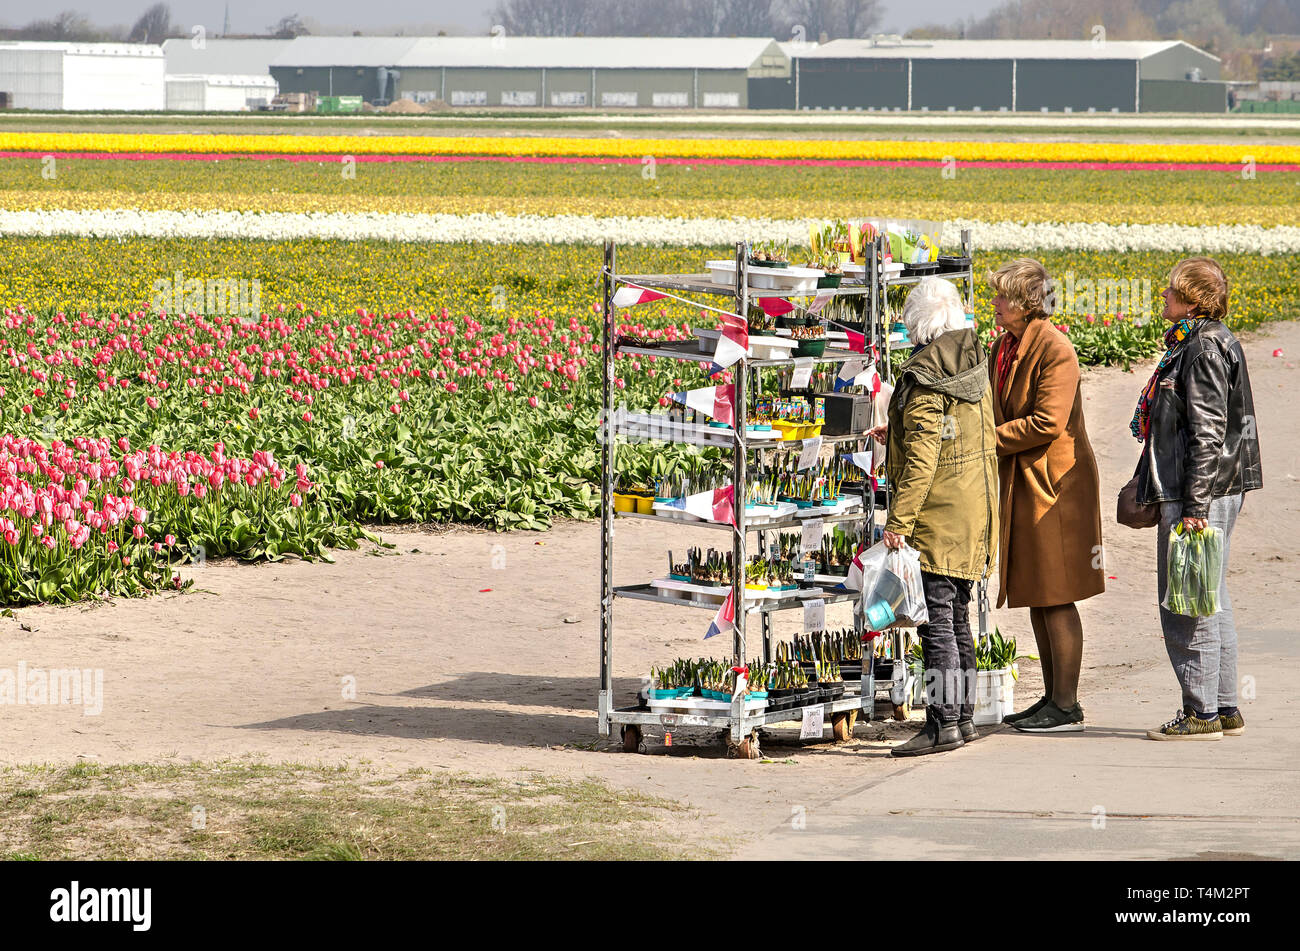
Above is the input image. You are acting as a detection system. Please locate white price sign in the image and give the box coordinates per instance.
[790,357,814,390]
[801,517,823,555]
[803,597,825,632]
[797,435,822,471]
[800,703,825,738]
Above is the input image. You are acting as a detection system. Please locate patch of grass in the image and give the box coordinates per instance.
[0,761,718,861]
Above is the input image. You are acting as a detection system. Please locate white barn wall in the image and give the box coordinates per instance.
[0,47,64,110]
[63,49,165,110]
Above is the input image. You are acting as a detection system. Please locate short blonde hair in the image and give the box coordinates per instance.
[901,276,967,346]
[1170,257,1229,320]
[988,258,1052,319]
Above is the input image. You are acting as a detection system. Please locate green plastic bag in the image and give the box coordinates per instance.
[1161,523,1224,618]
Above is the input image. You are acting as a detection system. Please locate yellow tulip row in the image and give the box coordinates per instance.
[3,131,1298,165]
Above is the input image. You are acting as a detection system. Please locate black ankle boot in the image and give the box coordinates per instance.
[892,719,965,757]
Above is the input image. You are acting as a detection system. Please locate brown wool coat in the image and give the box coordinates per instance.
[988,319,1106,609]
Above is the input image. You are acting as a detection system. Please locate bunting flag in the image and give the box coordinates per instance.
[837,547,868,593]
[807,291,835,314]
[757,297,795,317]
[664,485,736,525]
[707,312,749,375]
[612,286,667,309]
[669,383,735,425]
[845,329,868,354]
[704,587,736,640]
[842,449,881,492]
[834,359,882,394]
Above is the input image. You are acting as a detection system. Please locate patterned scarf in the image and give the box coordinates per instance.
[1130,318,1203,442]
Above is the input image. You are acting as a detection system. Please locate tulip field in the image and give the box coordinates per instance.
[0,124,1297,605]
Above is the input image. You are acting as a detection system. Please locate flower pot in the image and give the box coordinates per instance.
[649,688,678,700]
[634,495,655,515]
[795,338,826,358]
[817,273,843,289]
[973,667,1016,726]
[613,493,636,513]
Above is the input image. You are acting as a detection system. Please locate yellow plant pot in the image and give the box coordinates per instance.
[614,493,636,513]
[635,495,655,515]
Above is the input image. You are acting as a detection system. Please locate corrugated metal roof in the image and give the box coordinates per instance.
[166,74,278,87]
[797,38,1208,61]
[162,38,290,75]
[0,41,162,57]
[270,35,781,70]
[270,37,420,67]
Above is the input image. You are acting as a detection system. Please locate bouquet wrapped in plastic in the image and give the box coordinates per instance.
[1161,523,1225,617]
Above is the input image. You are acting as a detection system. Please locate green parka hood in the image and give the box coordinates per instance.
[897,328,989,404]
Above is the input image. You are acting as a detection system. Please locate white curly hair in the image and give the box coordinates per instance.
[901,276,968,347]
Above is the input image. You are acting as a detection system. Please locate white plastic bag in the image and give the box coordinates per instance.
[854,540,929,630]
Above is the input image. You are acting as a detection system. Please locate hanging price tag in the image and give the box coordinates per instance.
[803,598,825,632]
[797,435,822,471]
[790,357,814,390]
[800,703,825,738]
[801,517,823,555]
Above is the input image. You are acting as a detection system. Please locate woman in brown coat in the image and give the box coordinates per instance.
[988,258,1105,733]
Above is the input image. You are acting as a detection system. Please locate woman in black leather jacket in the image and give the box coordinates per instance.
[1132,257,1262,741]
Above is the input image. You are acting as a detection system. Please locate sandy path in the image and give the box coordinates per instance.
[3,319,1298,858]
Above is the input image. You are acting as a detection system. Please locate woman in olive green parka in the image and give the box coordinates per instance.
[876,278,999,757]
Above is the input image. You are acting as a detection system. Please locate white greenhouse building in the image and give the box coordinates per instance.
[0,41,165,110]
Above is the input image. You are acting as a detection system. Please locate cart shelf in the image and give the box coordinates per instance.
[613,582,857,614]
[615,340,873,367]
[618,273,876,300]
[614,508,873,534]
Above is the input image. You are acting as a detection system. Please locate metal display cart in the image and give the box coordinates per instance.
[596,232,983,758]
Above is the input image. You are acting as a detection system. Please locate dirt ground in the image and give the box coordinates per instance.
[3,319,1298,859]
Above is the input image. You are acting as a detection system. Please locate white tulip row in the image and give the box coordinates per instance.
[3,208,1298,254]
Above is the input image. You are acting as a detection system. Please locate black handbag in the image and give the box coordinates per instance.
[1117,474,1159,529]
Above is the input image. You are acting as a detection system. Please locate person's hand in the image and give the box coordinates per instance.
[1182,516,1209,533]
[882,530,906,550]
[866,425,887,442]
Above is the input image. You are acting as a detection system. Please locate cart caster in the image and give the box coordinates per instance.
[892,702,910,721]
[727,731,761,760]
[832,712,853,743]
[621,725,644,753]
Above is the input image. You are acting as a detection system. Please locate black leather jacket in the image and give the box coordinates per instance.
[1136,320,1262,518]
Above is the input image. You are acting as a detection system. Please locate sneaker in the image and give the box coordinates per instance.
[1013,700,1085,733]
[891,719,965,757]
[1146,708,1223,741]
[1002,695,1050,725]
[1219,708,1245,736]
[958,717,978,742]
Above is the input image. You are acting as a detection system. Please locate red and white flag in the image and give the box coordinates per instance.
[705,587,735,640]
[834,359,881,393]
[665,484,735,525]
[669,383,735,425]
[757,297,794,317]
[845,329,868,354]
[708,312,748,375]
[612,286,667,309]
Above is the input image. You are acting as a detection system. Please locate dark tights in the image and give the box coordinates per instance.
[1028,602,1083,709]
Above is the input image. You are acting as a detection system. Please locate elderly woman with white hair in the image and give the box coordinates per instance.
[869,277,999,757]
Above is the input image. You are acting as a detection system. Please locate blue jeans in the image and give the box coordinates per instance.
[1157,494,1243,716]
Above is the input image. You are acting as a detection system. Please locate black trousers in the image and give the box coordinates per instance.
[917,571,976,724]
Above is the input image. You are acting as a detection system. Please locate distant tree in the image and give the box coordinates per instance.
[774,0,881,42]
[129,3,173,44]
[18,10,104,42]
[717,0,777,37]
[491,0,593,36]
[1260,51,1300,81]
[270,14,311,38]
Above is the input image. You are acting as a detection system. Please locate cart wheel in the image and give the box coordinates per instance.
[892,702,910,722]
[621,725,643,753]
[832,713,852,743]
